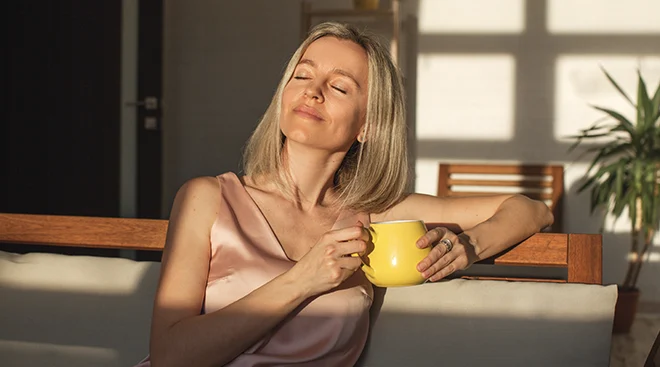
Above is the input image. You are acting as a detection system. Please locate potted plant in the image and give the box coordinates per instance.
[569,67,660,333]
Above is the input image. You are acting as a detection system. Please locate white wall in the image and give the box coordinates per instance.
[163,0,302,210]
[413,0,660,304]
[163,0,660,304]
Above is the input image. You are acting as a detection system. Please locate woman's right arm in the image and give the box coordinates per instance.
[148,177,367,367]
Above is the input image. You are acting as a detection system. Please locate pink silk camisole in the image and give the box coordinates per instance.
[135,172,373,366]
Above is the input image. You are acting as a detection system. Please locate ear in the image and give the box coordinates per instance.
[357,127,367,143]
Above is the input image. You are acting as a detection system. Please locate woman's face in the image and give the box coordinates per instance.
[280,37,369,153]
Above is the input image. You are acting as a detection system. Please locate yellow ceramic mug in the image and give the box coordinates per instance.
[360,220,430,287]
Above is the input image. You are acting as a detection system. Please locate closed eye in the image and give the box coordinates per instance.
[332,86,347,94]
[294,76,310,80]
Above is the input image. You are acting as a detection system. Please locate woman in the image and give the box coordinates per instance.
[142,22,553,367]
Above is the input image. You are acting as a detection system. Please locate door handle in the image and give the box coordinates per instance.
[125,96,158,110]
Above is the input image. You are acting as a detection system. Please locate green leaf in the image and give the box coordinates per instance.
[637,70,653,129]
[652,173,660,230]
[651,82,660,126]
[629,191,638,230]
[614,162,623,200]
[578,162,618,193]
[591,106,635,136]
[634,160,643,190]
[584,142,633,174]
[601,66,635,108]
[613,186,633,218]
[570,68,660,238]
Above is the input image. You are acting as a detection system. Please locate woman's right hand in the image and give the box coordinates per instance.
[288,224,369,298]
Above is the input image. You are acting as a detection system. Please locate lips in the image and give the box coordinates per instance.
[293,105,324,121]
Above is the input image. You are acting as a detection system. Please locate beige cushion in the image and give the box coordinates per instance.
[360,279,617,367]
[0,250,617,367]
[0,250,160,367]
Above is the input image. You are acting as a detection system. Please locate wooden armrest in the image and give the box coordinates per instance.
[0,213,602,284]
[0,213,167,251]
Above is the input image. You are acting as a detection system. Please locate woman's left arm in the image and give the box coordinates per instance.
[376,193,554,281]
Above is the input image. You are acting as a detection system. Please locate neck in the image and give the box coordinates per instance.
[281,141,347,212]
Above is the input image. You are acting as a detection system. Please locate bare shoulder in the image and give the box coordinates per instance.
[175,176,221,200]
[168,176,223,231]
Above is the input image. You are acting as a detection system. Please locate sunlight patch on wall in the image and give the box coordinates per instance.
[554,55,660,142]
[416,54,515,141]
[415,159,440,195]
[629,252,660,263]
[547,0,660,34]
[419,0,525,34]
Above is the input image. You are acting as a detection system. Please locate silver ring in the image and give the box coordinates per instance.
[440,238,453,252]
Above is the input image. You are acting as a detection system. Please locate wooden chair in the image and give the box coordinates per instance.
[437,163,565,232]
[0,213,601,284]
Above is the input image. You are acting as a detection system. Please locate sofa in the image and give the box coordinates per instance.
[0,213,618,366]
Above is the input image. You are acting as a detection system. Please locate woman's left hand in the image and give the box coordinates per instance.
[416,227,479,282]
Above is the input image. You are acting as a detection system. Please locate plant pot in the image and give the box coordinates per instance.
[354,0,380,10]
[612,286,640,334]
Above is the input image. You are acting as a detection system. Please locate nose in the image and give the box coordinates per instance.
[304,82,324,103]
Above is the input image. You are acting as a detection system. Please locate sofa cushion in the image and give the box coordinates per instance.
[0,250,160,367]
[0,250,617,367]
[360,279,617,367]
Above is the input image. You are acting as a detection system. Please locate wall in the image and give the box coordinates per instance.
[163,0,660,304]
[163,0,302,209]
[412,0,660,305]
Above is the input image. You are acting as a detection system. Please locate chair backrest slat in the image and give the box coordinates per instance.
[438,163,564,232]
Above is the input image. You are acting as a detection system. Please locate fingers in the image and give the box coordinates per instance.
[337,256,362,271]
[416,227,456,272]
[416,227,471,282]
[424,254,459,281]
[427,255,470,282]
[327,225,369,243]
[335,239,367,257]
[416,227,447,249]
[418,248,455,276]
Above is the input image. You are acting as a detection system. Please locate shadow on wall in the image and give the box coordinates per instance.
[413,0,660,163]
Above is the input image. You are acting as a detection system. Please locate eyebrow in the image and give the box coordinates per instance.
[298,58,362,90]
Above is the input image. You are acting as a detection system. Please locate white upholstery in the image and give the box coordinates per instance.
[0,250,617,367]
[360,280,617,367]
[0,250,160,367]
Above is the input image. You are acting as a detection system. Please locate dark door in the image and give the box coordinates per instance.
[3,2,122,217]
[2,1,163,256]
[137,0,164,220]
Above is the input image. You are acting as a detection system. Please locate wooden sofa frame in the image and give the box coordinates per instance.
[0,213,602,284]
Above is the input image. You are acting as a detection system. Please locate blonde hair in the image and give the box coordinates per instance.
[243,22,410,214]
